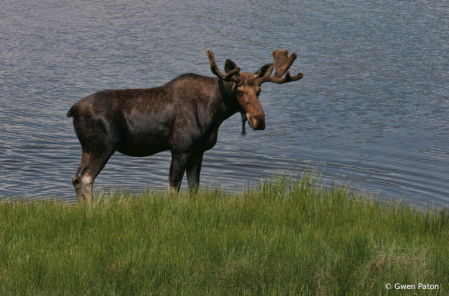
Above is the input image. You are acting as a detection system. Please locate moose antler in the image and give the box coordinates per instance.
[207,50,241,83]
[258,49,303,84]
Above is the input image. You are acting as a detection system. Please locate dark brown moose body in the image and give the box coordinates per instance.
[68,50,303,202]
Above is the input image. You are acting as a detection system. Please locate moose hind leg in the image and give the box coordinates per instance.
[72,149,89,201]
[73,150,114,202]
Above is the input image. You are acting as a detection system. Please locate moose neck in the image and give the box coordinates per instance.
[216,79,241,122]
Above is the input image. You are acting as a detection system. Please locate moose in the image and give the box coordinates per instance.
[67,50,303,202]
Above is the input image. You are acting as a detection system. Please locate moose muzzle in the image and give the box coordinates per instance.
[247,112,266,130]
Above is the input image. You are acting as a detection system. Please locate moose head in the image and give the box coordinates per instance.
[206,49,303,133]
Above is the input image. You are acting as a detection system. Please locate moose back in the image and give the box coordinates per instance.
[67,50,303,202]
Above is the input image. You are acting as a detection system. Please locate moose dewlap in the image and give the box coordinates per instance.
[67,50,303,202]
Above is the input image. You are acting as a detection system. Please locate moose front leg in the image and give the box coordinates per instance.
[186,151,204,193]
[168,152,189,193]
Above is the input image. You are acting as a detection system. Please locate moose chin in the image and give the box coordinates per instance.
[67,50,303,202]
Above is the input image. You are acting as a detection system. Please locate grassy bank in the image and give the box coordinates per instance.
[0,173,448,295]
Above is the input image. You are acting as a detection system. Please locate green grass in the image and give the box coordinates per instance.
[0,172,448,295]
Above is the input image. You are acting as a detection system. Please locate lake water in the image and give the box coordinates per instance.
[1,0,448,207]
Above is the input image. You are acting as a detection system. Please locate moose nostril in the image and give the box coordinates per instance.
[253,113,265,121]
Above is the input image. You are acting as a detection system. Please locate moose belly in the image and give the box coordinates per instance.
[117,131,171,157]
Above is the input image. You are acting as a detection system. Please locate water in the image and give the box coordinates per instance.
[1,0,448,207]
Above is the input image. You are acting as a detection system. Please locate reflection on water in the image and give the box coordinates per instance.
[1,0,448,207]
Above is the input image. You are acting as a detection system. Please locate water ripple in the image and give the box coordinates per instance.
[0,0,448,208]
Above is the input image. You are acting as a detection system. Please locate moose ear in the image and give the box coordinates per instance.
[254,63,274,78]
[224,59,238,74]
